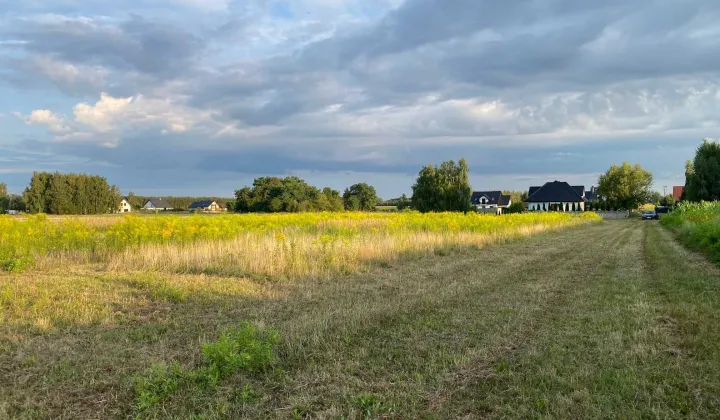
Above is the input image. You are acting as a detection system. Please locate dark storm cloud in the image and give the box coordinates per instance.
[2,14,204,77]
[3,0,719,195]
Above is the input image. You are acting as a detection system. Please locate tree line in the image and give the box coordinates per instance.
[232,177,379,213]
[22,172,121,215]
[0,183,26,213]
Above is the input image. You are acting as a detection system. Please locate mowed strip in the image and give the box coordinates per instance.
[1,220,720,418]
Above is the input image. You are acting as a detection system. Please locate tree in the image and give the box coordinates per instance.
[21,172,119,214]
[659,194,676,208]
[342,183,378,211]
[505,202,524,214]
[647,191,663,205]
[597,162,653,210]
[684,139,720,202]
[233,176,343,213]
[411,159,472,213]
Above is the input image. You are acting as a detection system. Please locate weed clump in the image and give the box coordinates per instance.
[134,323,279,414]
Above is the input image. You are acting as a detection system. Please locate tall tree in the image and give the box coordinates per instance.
[411,158,472,213]
[0,183,7,213]
[597,162,653,210]
[342,183,378,211]
[22,172,120,214]
[684,139,720,202]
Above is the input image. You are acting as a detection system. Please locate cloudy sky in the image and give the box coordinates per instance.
[1,0,718,198]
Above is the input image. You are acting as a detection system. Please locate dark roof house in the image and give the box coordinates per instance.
[585,186,600,201]
[472,191,512,207]
[144,198,171,209]
[525,181,586,203]
[189,200,216,209]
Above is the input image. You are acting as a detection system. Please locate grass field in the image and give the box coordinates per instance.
[2,216,720,418]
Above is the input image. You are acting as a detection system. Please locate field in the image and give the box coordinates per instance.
[3,213,720,418]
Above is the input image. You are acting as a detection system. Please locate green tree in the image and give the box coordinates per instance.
[22,172,119,215]
[411,158,472,213]
[343,183,378,211]
[0,183,7,213]
[233,177,343,213]
[597,162,654,210]
[505,202,524,214]
[684,139,720,202]
[659,194,676,208]
[647,191,663,205]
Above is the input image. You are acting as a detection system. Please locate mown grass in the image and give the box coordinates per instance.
[2,219,720,418]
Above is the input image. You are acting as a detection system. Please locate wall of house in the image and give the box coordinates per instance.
[528,202,585,211]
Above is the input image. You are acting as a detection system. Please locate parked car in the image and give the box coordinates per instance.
[642,210,659,220]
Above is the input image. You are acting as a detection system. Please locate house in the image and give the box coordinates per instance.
[143,198,171,211]
[525,181,586,211]
[673,186,684,201]
[189,200,225,212]
[471,191,512,214]
[118,198,132,213]
[585,186,600,202]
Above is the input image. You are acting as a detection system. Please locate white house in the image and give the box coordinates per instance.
[118,198,132,213]
[471,191,512,214]
[189,200,226,212]
[143,198,171,211]
[525,181,586,211]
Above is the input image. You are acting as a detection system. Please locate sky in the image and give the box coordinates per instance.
[1,0,718,199]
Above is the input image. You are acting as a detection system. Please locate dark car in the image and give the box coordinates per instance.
[642,210,659,220]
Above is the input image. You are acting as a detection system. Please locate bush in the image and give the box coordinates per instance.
[661,201,720,262]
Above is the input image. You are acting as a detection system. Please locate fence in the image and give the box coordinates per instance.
[595,210,629,219]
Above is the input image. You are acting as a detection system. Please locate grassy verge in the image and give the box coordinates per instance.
[2,220,720,418]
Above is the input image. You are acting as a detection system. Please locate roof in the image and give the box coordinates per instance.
[525,181,586,202]
[572,186,585,198]
[498,194,511,207]
[471,191,502,205]
[673,186,684,201]
[585,190,599,201]
[529,186,541,197]
[146,198,171,208]
[189,200,216,209]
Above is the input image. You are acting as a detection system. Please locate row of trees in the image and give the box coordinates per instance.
[232,177,381,213]
[0,183,26,213]
[23,172,121,215]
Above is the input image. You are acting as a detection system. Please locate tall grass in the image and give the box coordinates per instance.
[661,201,720,262]
[1,212,600,276]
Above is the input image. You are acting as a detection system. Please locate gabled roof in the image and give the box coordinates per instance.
[529,186,541,197]
[525,181,586,202]
[572,186,585,198]
[471,191,502,205]
[189,200,216,209]
[498,194,511,207]
[146,198,171,208]
[585,190,599,201]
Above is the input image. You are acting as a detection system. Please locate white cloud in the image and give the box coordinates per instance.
[72,92,215,134]
[16,109,70,133]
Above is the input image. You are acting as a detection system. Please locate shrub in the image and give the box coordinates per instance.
[134,323,280,413]
[202,322,280,376]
